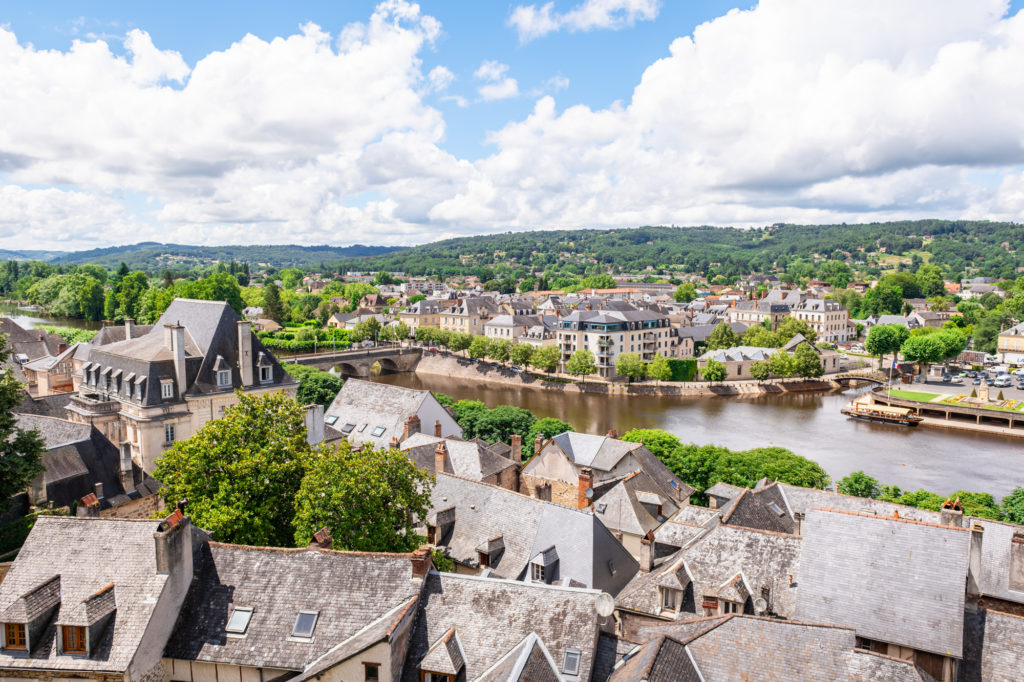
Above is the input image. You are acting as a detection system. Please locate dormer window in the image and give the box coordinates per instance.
[226,606,253,636]
[532,563,545,582]
[217,370,232,388]
[61,625,86,655]
[161,380,174,399]
[259,365,273,383]
[291,610,319,639]
[660,587,679,612]
[4,623,26,650]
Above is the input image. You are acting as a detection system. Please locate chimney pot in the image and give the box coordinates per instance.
[534,434,545,455]
[124,318,135,340]
[403,414,421,442]
[434,442,449,475]
[310,527,332,549]
[411,545,433,577]
[390,436,400,449]
[577,468,594,510]
[435,419,443,437]
[94,482,104,499]
[639,531,655,572]
[606,429,618,439]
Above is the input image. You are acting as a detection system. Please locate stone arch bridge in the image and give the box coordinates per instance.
[283,347,423,378]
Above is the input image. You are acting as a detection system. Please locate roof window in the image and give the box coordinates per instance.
[371,426,386,437]
[768,502,785,517]
[292,610,319,639]
[341,423,356,433]
[324,415,339,426]
[226,607,253,635]
[562,649,581,676]
[358,423,368,432]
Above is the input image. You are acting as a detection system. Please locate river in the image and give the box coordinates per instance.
[372,372,1024,500]
[0,303,102,331]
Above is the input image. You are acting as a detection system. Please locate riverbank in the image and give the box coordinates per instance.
[415,352,843,397]
[869,388,1024,439]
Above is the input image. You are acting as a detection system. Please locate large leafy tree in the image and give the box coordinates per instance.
[510,343,535,368]
[293,441,432,552]
[615,352,646,382]
[524,417,574,459]
[767,350,796,378]
[861,282,904,316]
[532,345,561,373]
[0,336,45,512]
[647,355,672,382]
[281,364,343,409]
[793,343,824,378]
[468,336,491,359]
[566,349,597,379]
[865,323,909,369]
[263,282,284,323]
[701,358,727,382]
[673,282,697,303]
[706,322,740,350]
[776,317,818,345]
[1002,487,1024,524]
[154,392,311,547]
[900,334,945,375]
[837,471,880,498]
[750,360,770,382]
[742,325,782,348]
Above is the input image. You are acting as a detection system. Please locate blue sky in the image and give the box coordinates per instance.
[3,0,1024,249]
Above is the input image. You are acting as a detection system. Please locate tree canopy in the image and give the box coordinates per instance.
[0,336,46,512]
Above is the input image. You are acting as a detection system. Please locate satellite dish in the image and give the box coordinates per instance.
[595,592,615,617]
[585,488,594,499]
[754,598,768,613]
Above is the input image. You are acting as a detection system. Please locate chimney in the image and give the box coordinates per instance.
[534,434,545,456]
[434,442,449,475]
[57,342,67,354]
[119,443,136,493]
[967,522,984,598]
[510,434,522,463]
[237,321,254,386]
[390,436,400,449]
[577,468,594,509]
[124,318,135,340]
[411,545,433,578]
[304,404,325,447]
[639,531,655,572]
[77,493,100,517]
[403,414,421,442]
[309,527,333,549]
[794,511,805,536]
[434,419,443,437]
[940,498,964,528]
[94,482,104,500]
[606,429,618,439]
[165,324,187,396]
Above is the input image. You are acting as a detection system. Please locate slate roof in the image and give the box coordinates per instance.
[795,507,970,657]
[475,633,561,682]
[617,520,802,619]
[0,517,171,672]
[165,543,424,671]
[400,572,602,682]
[607,636,701,682]
[325,378,462,450]
[970,518,1024,605]
[594,469,680,538]
[653,509,716,551]
[961,608,1024,682]
[719,483,796,534]
[429,474,638,594]
[91,324,154,346]
[402,433,515,481]
[13,391,74,419]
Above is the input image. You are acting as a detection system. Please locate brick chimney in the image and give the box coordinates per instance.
[390,436,400,449]
[57,342,67,354]
[639,531,655,572]
[434,419,443,437]
[310,527,333,549]
[434,442,449,475]
[124,318,135,340]
[510,434,522,463]
[606,429,618,439]
[77,493,100,517]
[410,545,433,577]
[577,468,594,509]
[403,414,421,442]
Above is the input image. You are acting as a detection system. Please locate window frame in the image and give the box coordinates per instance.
[161,380,174,399]
[61,625,86,655]
[661,587,679,611]
[4,622,26,650]
[531,562,545,583]
[259,365,273,384]
[291,609,320,639]
[216,369,232,389]
[164,423,175,445]
[363,662,381,681]
[562,649,582,676]
[225,606,254,636]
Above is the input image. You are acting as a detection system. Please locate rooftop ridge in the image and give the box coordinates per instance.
[811,506,970,531]
[205,540,416,558]
[436,471,598,516]
[428,568,602,595]
[782,482,942,515]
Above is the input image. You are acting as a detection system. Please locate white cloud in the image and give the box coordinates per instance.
[510,0,660,43]
[427,65,454,92]
[4,0,1024,249]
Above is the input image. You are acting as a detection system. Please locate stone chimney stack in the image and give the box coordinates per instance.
[606,429,618,439]
[410,545,433,578]
[434,442,449,475]
[940,498,964,528]
[166,324,187,397]
[119,443,135,493]
[310,527,333,549]
[639,531,655,572]
[434,419,443,437]
[94,482,104,500]
[237,321,254,386]
[510,434,522,463]
[304,404,325,447]
[534,434,545,456]
[77,493,101,517]
[403,414,421,442]
[967,522,984,598]
[390,436,400,449]
[577,468,594,509]
[124,318,135,340]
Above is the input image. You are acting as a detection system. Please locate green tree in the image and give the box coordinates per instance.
[116,271,150,320]
[701,358,727,382]
[293,441,432,552]
[103,289,117,320]
[532,345,561,373]
[524,417,574,459]
[1001,487,1024,524]
[468,336,491,360]
[900,334,945,376]
[750,360,770,382]
[153,392,311,546]
[973,312,1007,354]
[776,317,818,345]
[615,352,646,382]
[263,282,284,323]
[566,349,597,379]
[448,332,473,355]
[706,322,740,350]
[510,343,535,369]
[861,282,904,316]
[837,471,880,498]
[0,336,46,512]
[793,343,824,378]
[77,277,105,321]
[673,282,697,303]
[489,339,513,364]
[916,264,946,298]
[471,405,536,444]
[647,355,672,382]
[767,350,796,378]
[865,323,909,369]
[621,428,683,461]
[742,326,782,348]
[282,364,344,409]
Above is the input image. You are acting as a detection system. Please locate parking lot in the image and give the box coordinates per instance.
[899,369,1024,401]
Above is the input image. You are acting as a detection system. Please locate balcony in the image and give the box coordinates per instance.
[69,393,121,415]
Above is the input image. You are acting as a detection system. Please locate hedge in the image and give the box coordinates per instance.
[668,359,698,382]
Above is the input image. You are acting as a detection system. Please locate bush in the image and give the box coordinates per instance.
[667,359,697,382]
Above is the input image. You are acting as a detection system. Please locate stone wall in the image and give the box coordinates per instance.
[520,473,578,508]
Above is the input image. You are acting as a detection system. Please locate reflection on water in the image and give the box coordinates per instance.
[0,303,103,331]
[372,372,1024,498]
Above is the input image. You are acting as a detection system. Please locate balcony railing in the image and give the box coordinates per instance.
[70,393,121,415]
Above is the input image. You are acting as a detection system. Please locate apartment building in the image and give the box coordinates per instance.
[439,297,499,334]
[556,306,675,378]
[791,298,851,343]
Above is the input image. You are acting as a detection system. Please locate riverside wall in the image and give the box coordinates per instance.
[413,352,842,397]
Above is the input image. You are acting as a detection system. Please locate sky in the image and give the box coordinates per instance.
[2,0,1024,250]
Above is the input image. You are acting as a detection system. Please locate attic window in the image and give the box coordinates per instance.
[358,423,368,432]
[217,370,232,388]
[324,415,339,426]
[259,365,273,383]
[161,380,174,399]
[4,623,26,650]
[596,503,607,513]
[768,503,785,517]
[61,625,86,655]
[225,607,253,635]
[532,563,546,583]
[371,426,386,438]
[292,610,319,639]
[562,649,581,676]
[341,423,356,434]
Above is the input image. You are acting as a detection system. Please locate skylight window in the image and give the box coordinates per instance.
[292,610,319,638]
[596,503,607,513]
[358,423,368,432]
[768,502,785,517]
[371,426,386,437]
[341,423,356,434]
[324,415,339,426]
[226,607,253,635]
[562,649,581,676]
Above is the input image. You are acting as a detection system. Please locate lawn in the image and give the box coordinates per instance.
[887,389,940,402]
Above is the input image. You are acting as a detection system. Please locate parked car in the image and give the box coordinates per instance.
[509,365,524,373]
[941,374,952,383]
[994,376,1012,388]
[973,377,982,385]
